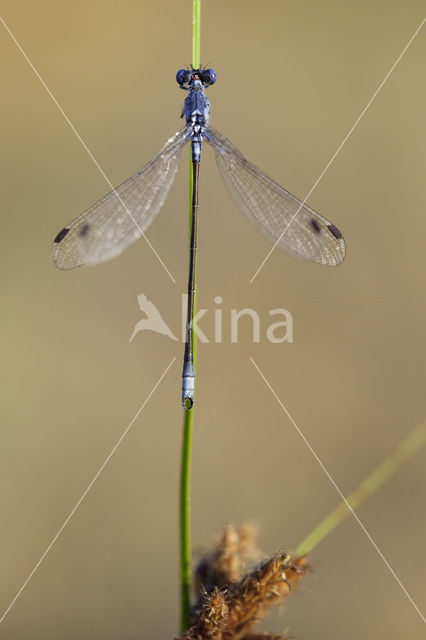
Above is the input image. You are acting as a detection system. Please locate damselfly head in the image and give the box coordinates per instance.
[176,67,216,89]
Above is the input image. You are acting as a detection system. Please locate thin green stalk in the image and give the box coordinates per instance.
[180,407,193,630]
[179,0,201,631]
[192,0,201,69]
[296,421,426,557]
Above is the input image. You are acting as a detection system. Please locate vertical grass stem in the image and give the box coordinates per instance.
[179,0,201,631]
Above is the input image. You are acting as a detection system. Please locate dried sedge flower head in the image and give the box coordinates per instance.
[186,586,228,639]
[195,522,263,593]
[240,635,289,640]
[223,550,307,639]
[177,525,309,640]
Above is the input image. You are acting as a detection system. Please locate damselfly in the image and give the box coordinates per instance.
[52,68,345,409]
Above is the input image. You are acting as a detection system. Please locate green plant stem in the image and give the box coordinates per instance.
[179,1,201,631]
[296,421,426,557]
[192,0,201,69]
[180,406,193,630]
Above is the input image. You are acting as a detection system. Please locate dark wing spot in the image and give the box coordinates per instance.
[310,218,322,234]
[54,227,70,243]
[327,223,343,240]
[79,223,90,237]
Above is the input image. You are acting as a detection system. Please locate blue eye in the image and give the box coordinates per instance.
[202,68,216,86]
[176,69,189,85]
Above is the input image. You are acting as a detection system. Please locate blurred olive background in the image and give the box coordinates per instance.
[1,1,425,638]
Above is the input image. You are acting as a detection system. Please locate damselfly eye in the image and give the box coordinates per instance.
[176,69,190,85]
[202,68,216,86]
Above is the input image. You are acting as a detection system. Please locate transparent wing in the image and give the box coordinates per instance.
[204,127,345,266]
[52,128,190,269]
